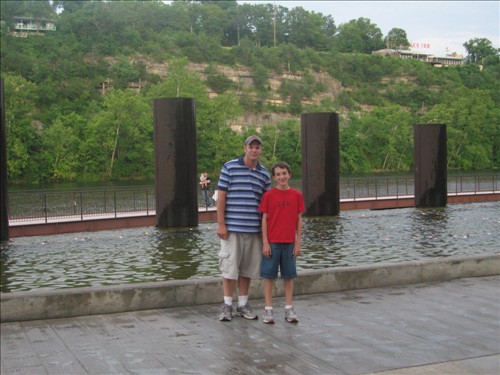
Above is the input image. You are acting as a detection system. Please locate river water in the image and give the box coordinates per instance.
[1,201,498,293]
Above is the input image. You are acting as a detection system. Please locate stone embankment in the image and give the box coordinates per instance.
[1,253,498,322]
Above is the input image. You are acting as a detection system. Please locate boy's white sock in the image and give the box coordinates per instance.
[224,296,233,306]
[285,305,293,310]
[265,306,273,311]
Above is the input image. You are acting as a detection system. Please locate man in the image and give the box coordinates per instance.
[216,135,271,321]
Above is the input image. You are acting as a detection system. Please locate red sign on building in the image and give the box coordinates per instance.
[411,42,431,49]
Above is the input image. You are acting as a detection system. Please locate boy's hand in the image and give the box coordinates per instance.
[293,243,301,258]
[262,243,272,258]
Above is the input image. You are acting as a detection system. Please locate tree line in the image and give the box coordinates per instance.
[1,0,498,184]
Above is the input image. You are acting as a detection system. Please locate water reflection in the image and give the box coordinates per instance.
[301,216,346,268]
[1,202,498,293]
[410,207,451,257]
[150,226,219,280]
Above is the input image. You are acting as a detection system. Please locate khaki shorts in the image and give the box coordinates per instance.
[219,232,262,280]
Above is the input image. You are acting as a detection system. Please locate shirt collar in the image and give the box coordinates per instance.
[238,156,262,170]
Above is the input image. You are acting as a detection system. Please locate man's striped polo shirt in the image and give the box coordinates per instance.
[218,156,271,233]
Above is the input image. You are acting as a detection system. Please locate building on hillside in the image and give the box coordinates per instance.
[12,16,56,37]
[372,49,464,67]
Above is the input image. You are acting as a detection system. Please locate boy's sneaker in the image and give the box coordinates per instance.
[219,304,233,321]
[262,309,275,324]
[284,307,299,323]
[236,303,258,320]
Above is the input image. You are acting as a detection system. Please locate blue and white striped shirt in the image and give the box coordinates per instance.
[218,156,271,233]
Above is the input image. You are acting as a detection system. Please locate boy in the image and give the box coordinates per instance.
[258,161,304,324]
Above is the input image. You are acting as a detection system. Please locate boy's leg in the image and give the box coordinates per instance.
[262,278,275,324]
[284,278,294,306]
[281,244,299,323]
[263,278,274,307]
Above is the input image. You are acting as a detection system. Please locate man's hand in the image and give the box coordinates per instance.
[217,223,228,240]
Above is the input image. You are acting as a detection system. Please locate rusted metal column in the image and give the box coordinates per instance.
[301,112,340,216]
[414,124,447,207]
[153,98,198,228]
[0,79,9,242]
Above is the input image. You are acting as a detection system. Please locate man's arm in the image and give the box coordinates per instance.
[216,190,228,239]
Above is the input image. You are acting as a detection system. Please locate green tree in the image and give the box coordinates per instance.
[335,17,384,53]
[197,3,230,42]
[340,117,370,173]
[1,0,56,23]
[356,105,414,171]
[2,74,41,181]
[384,28,410,51]
[287,7,335,51]
[421,88,499,169]
[206,72,235,94]
[110,56,140,89]
[82,89,152,179]
[463,38,498,65]
[146,57,208,100]
[41,113,85,181]
[198,91,243,174]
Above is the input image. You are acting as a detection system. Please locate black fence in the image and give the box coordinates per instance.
[8,174,499,223]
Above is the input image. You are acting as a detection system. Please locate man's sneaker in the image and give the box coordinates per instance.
[284,307,299,323]
[219,304,233,321]
[236,303,258,320]
[262,309,275,324]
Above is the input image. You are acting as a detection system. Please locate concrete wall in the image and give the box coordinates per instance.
[1,254,499,322]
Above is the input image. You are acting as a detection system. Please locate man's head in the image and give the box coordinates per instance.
[243,135,263,166]
[244,135,263,147]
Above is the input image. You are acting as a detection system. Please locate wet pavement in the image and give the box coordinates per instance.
[1,275,499,375]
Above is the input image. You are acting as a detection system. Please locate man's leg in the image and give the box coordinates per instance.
[223,277,236,297]
[219,277,236,321]
[237,275,250,296]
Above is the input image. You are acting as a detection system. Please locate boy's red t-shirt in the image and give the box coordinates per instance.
[258,187,304,243]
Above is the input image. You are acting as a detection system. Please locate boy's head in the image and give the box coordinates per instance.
[271,161,291,176]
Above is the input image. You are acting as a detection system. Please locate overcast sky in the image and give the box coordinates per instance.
[239,1,499,57]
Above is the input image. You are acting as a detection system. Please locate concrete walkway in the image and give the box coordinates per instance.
[2,275,499,375]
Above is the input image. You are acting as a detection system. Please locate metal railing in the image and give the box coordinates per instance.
[8,186,155,223]
[8,174,499,223]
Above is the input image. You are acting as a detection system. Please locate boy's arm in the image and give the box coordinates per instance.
[261,213,272,258]
[293,213,303,258]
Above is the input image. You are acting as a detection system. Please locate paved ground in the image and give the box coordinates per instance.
[1,275,499,375]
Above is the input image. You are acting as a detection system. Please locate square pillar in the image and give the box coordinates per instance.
[153,98,198,228]
[414,124,447,207]
[301,112,340,216]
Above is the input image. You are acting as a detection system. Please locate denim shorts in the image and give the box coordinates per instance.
[260,243,297,279]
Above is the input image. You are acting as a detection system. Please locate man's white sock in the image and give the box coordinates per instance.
[238,295,248,307]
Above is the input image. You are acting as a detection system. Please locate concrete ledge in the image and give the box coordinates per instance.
[1,253,499,322]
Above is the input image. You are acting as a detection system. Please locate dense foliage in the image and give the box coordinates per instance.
[1,0,499,183]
